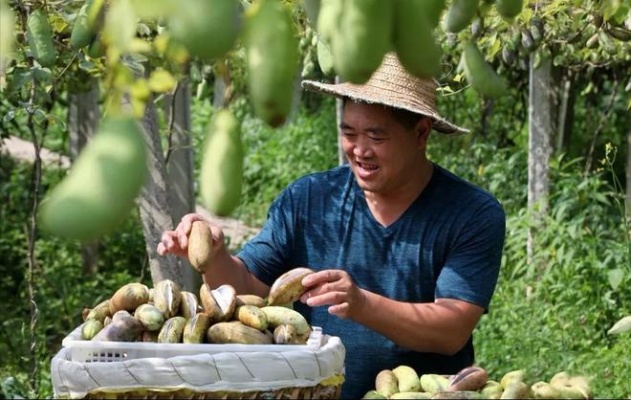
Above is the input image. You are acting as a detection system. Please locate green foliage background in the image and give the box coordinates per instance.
[2,87,631,397]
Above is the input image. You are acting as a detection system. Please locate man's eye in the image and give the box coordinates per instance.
[369,136,385,142]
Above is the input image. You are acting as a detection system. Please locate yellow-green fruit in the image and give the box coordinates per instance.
[316,0,343,44]
[27,9,57,67]
[375,369,399,397]
[158,316,187,343]
[39,117,147,241]
[316,38,335,76]
[392,365,421,392]
[362,390,387,399]
[85,299,112,324]
[444,0,479,33]
[501,381,530,399]
[500,370,526,389]
[331,0,393,84]
[81,319,104,340]
[1,0,15,65]
[199,110,243,217]
[168,0,240,61]
[109,283,150,314]
[235,305,268,331]
[393,0,442,79]
[390,392,432,399]
[183,313,212,343]
[70,0,96,49]
[462,41,508,99]
[419,373,450,393]
[261,306,311,337]
[153,279,182,319]
[495,0,523,20]
[207,321,273,344]
[480,381,504,398]
[179,291,200,319]
[244,0,299,127]
[134,303,165,331]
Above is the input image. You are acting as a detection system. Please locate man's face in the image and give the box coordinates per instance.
[340,101,428,196]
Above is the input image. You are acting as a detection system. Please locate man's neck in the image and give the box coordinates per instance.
[364,161,434,227]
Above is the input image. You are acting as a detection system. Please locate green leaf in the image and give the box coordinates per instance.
[607,268,625,290]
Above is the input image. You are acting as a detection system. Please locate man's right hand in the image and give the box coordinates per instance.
[157,213,226,260]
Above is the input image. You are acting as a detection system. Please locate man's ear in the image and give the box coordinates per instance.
[415,118,433,144]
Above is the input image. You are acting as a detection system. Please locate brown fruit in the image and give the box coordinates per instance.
[109,283,150,314]
[187,221,213,273]
[267,267,314,306]
[207,321,273,344]
[153,279,182,319]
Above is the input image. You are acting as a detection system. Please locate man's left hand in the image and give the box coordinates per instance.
[299,269,366,319]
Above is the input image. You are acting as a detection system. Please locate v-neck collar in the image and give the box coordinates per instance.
[353,164,438,232]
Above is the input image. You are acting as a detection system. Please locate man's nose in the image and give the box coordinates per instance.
[353,136,372,157]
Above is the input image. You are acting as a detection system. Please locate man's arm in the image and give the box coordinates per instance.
[301,269,483,355]
[157,213,270,296]
[353,292,483,354]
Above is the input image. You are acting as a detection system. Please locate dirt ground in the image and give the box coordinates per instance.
[0,135,260,246]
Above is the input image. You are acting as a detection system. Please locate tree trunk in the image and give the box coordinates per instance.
[163,79,201,291]
[626,119,631,216]
[135,96,191,290]
[527,56,553,265]
[555,70,575,154]
[67,83,100,275]
[336,76,346,165]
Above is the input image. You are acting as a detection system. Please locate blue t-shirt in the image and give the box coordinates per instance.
[237,164,506,399]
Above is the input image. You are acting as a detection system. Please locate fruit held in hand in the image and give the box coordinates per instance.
[187,221,213,273]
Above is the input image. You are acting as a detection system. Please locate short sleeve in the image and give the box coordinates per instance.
[236,188,296,287]
[435,200,506,310]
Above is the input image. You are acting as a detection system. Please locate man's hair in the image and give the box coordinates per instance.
[342,98,429,132]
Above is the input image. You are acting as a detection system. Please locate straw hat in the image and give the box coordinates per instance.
[302,53,468,135]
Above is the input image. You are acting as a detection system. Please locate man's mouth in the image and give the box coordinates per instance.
[356,161,379,178]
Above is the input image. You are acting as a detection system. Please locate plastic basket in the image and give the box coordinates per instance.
[62,323,324,363]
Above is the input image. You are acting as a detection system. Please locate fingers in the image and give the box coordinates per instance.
[157,230,183,256]
[302,269,337,288]
[176,213,206,248]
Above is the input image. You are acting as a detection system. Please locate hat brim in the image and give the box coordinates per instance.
[302,80,469,135]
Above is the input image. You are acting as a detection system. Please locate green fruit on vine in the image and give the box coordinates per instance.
[1,0,15,63]
[70,0,96,49]
[316,38,335,76]
[444,0,479,33]
[426,0,447,28]
[331,0,394,84]
[462,41,508,99]
[86,35,104,58]
[27,9,57,67]
[316,0,343,44]
[168,0,240,61]
[244,0,299,127]
[393,0,442,79]
[495,0,523,20]
[39,117,148,240]
[199,110,244,217]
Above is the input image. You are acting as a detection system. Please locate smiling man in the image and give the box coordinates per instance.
[158,53,506,399]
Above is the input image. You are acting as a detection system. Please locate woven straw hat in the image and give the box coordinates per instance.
[302,53,468,135]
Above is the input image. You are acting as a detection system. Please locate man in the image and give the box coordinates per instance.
[157,53,506,399]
